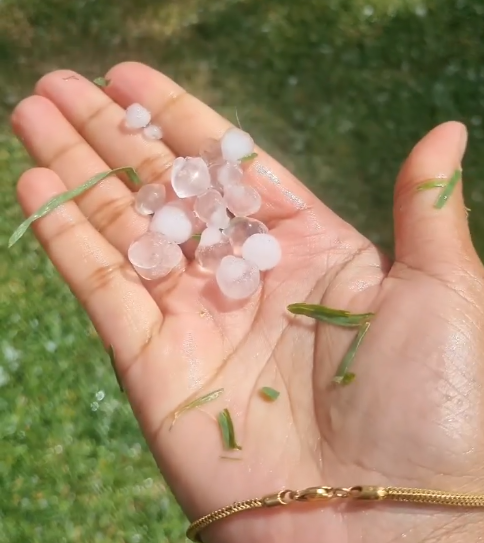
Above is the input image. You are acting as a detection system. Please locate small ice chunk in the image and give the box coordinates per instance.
[143,124,163,140]
[128,232,183,280]
[200,226,224,246]
[215,255,260,299]
[200,138,223,165]
[195,228,233,272]
[125,103,151,129]
[209,161,243,192]
[150,202,194,244]
[224,184,261,217]
[208,206,230,229]
[171,157,211,198]
[134,183,166,216]
[241,233,281,271]
[223,217,269,255]
[194,189,225,223]
[220,127,255,163]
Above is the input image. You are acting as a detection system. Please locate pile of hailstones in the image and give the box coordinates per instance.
[125,103,281,300]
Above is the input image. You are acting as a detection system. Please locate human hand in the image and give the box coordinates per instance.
[11,62,484,543]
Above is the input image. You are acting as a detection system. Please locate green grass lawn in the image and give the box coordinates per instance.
[2,0,484,541]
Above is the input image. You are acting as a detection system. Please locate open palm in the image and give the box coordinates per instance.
[12,62,484,543]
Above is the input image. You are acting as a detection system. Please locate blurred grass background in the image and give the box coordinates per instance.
[1,0,484,541]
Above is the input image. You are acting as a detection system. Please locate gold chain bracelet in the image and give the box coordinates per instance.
[186,484,484,542]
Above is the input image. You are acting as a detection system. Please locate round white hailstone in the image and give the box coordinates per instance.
[215,255,260,300]
[208,206,230,229]
[223,217,269,256]
[196,229,233,272]
[199,226,224,247]
[224,184,261,217]
[125,103,151,129]
[143,124,163,140]
[209,161,243,192]
[199,138,223,165]
[241,233,281,271]
[194,189,225,223]
[134,183,166,216]
[150,202,194,244]
[220,127,255,163]
[171,156,211,198]
[128,232,183,280]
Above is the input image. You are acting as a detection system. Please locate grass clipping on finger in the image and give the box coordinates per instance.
[287,303,374,384]
[93,76,111,87]
[9,167,142,248]
[416,169,462,209]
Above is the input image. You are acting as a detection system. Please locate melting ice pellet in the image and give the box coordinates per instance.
[215,255,260,300]
[224,184,261,217]
[128,232,183,280]
[125,103,151,129]
[150,202,194,244]
[223,217,268,255]
[220,127,255,163]
[241,233,281,271]
[171,157,211,198]
[134,183,166,216]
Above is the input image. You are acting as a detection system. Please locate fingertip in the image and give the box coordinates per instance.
[105,61,148,80]
[34,69,82,96]
[398,121,467,189]
[17,167,65,213]
[11,95,57,135]
[104,62,184,108]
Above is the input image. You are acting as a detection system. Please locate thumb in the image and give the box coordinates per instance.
[393,121,477,276]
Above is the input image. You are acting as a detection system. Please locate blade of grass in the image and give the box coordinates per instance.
[240,152,258,163]
[9,167,141,247]
[217,408,242,450]
[107,345,124,393]
[192,233,202,240]
[333,321,371,385]
[416,180,446,191]
[93,77,111,87]
[434,169,462,209]
[287,303,374,327]
[260,387,280,401]
[220,455,243,461]
[170,388,224,430]
[235,107,243,129]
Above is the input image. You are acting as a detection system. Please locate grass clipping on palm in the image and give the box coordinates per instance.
[287,303,374,384]
[218,408,242,450]
[170,388,225,430]
[9,167,141,248]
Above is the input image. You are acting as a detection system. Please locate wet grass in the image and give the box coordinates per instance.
[1,0,484,541]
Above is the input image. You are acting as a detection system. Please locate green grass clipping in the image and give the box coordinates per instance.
[9,167,141,248]
[260,387,280,401]
[170,388,224,430]
[217,408,242,450]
